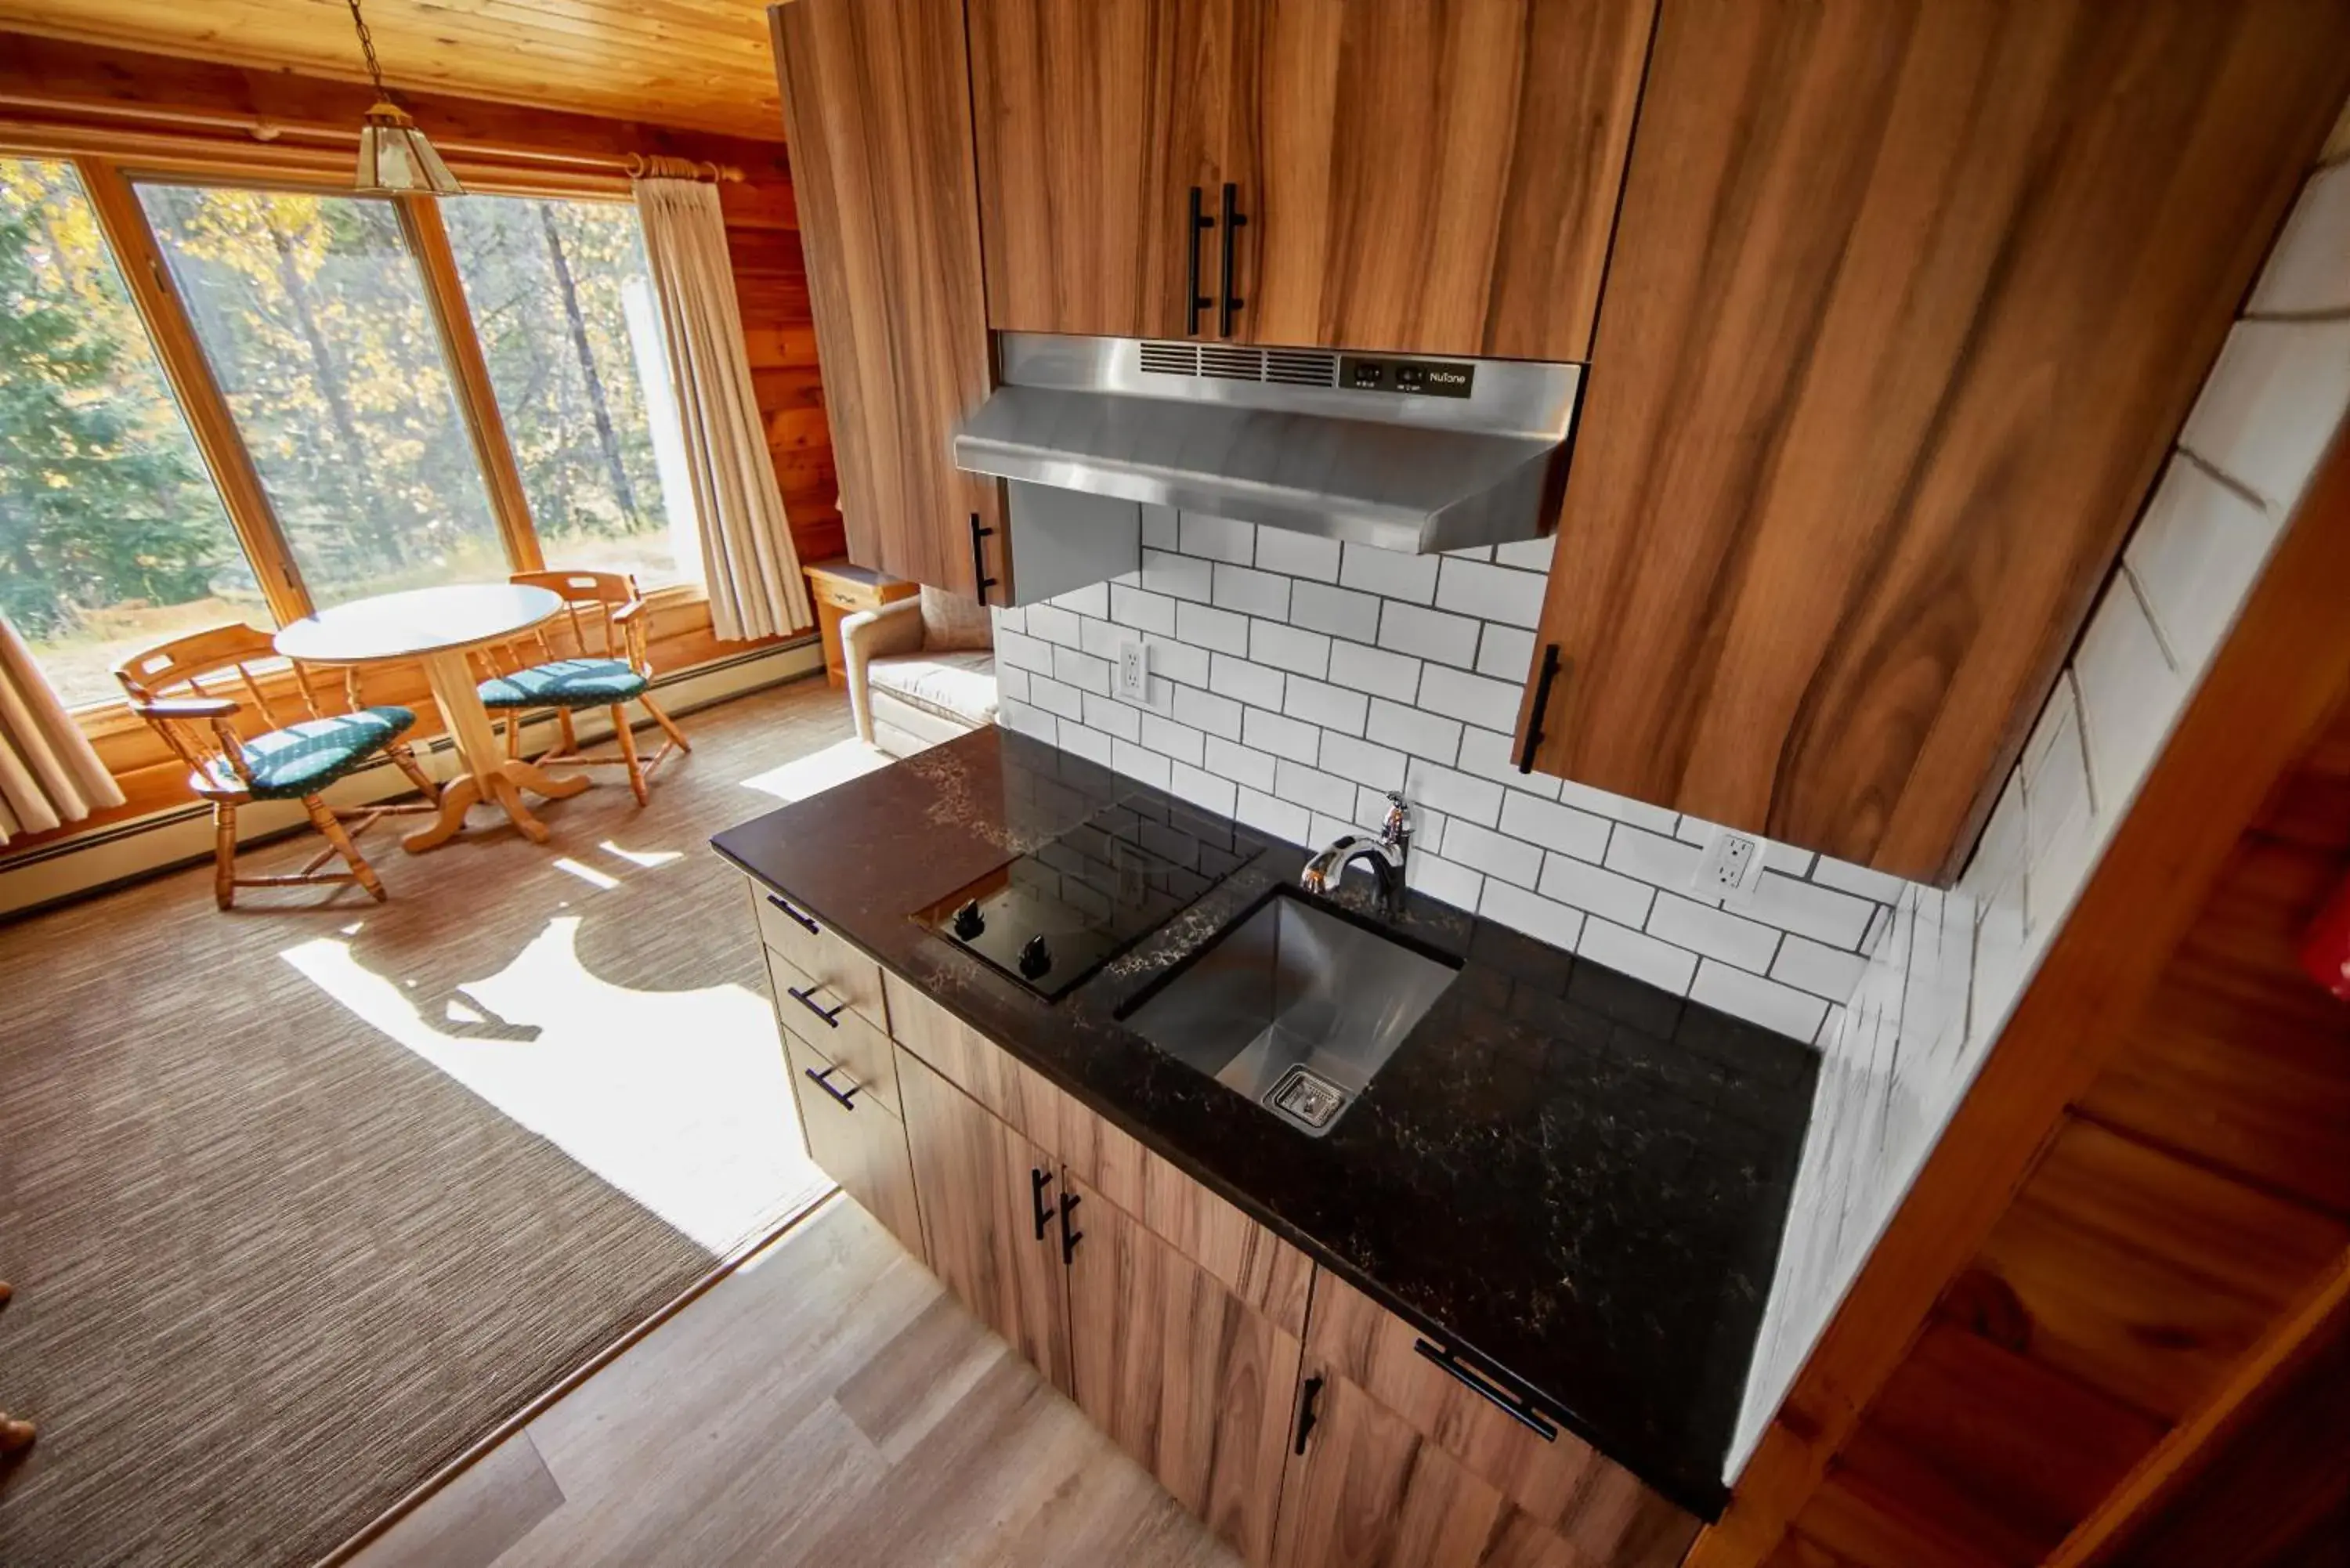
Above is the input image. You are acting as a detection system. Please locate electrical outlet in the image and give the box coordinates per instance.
[1117,638,1148,700]
[1693,826,1766,905]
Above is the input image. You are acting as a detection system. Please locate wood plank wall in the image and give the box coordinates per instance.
[1764,692,2350,1568]
[0,34,840,855]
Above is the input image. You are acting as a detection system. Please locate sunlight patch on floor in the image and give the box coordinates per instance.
[739,737,891,803]
[280,916,826,1252]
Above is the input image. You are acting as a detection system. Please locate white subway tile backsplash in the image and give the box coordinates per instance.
[1560,779,1680,835]
[1148,636,1211,690]
[1456,725,1556,797]
[1209,652,1285,711]
[996,628,1054,675]
[1177,601,1252,656]
[1213,562,1292,620]
[1059,721,1112,766]
[1539,852,1657,929]
[1205,736,1277,794]
[1173,684,1245,741]
[1327,641,1423,703]
[1444,818,1541,888]
[1693,961,1829,1043]
[996,665,1030,703]
[1480,880,1586,954]
[1744,871,1877,949]
[1077,613,1124,665]
[1053,581,1109,620]
[2073,576,2185,813]
[1053,644,1112,695]
[1648,892,1781,974]
[2249,160,2350,316]
[1029,674,1084,721]
[1284,676,1371,735]
[1417,664,1524,732]
[2179,317,2350,517]
[1807,856,1906,906]
[1378,601,1482,667]
[1368,699,1462,765]
[1170,761,1237,818]
[1494,534,1557,573]
[1435,556,1546,627]
[1254,527,1342,582]
[1405,761,1503,827]
[1000,697,1057,744]
[1340,542,1439,604]
[1604,824,1705,891]
[1319,732,1408,793]
[1083,691,1141,742]
[1141,713,1207,768]
[1578,918,1695,994]
[1141,504,1178,551]
[1109,583,1178,638]
[1180,512,1255,564]
[1142,548,1213,602]
[1770,935,1871,1002]
[1290,581,1383,642]
[1477,624,1538,682]
[1112,738,1173,790]
[1243,706,1321,766]
[1275,758,1358,818]
[1252,620,1333,678]
[1499,792,1610,862]
[1408,851,1485,913]
[1235,786,1309,845]
[2124,455,2281,677]
[1025,602,1083,649]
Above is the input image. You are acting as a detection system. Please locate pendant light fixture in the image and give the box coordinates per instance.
[345,0,463,197]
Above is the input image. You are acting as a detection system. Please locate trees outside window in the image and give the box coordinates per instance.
[0,159,257,708]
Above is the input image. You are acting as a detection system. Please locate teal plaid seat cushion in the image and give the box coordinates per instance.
[478,657,649,710]
[201,706,416,801]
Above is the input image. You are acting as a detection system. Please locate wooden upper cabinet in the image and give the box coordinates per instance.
[771,0,1007,599]
[1515,0,2350,880]
[1244,0,1653,357]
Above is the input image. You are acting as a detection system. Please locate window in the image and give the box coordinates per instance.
[0,159,258,708]
[136,182,509,608]
[443,194,700,588]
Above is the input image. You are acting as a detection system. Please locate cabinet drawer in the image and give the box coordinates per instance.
[783,1030,925,1263]
[768,948,902,1118]
[750,878,888,1033]
[1302,1273,1696,1565]
[882,970,1066,1147]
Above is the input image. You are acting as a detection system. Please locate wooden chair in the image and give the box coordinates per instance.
[114,624,442,910]
[475,570,691,806]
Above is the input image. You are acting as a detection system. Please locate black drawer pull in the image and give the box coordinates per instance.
[1217,182,1246,338]
[1030,1166,1054,1241]
[1517,644,1564,774]
[805,1063,859,1110]
[1058,1189,1084,1263]
[1412,1339,1558,1443]
[786,985,846,1029]
[1185,184,1215,337]
[765,892,819,934]
[968,513,999,605]
[1293,1374,1325,1455]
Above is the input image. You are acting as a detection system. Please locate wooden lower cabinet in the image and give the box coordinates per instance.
[783,1029,926,1263]
[897,1049,1076,1394]
[1065,1169,1300,1565]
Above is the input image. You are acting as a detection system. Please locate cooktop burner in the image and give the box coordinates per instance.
[915,794,1267,1000]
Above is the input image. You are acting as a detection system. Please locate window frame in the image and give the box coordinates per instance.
[0,140,707,728]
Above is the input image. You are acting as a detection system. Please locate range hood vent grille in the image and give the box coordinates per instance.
[1138,341,1338,388]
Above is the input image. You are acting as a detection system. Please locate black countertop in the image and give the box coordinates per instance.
[711,727,1816,1518]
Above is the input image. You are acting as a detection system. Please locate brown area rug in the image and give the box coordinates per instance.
[0,679,853,1567]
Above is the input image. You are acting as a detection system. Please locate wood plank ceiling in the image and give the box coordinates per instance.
[0,0,784,138]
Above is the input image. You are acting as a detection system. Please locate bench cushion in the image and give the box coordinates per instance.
[869,649,998,728]
[479,658,649,710]
[201,706,416,801]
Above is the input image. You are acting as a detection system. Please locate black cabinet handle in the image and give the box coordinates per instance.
[1292,1375,1325,1455]
[804,1063,860,1110]
[1517,644,1564,774]
[1185,185,1215,337]
[786,985,846,1029]
[1030,1166,1054,1241]
[1058,1189,1083,1263]
[967,513,999,605]
[1217,182,1246,338]
[765,892,819,934]
[1412,1339,1558,1442]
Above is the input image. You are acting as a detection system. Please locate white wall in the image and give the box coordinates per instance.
[993,518,1909,1043]
[1724,138,2350,1478]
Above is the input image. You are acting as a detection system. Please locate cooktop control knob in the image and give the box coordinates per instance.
[952,898,985,939]
[1018,934,1052,979]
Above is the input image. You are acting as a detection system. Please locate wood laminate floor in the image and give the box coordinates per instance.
[347,1194,1240,1568]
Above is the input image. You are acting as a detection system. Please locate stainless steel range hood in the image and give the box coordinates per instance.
[953,334,1582,555]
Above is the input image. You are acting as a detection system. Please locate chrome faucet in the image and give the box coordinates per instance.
[1300,792,1411,917]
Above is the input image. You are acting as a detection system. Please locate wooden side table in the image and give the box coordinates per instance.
[804,559,920,688]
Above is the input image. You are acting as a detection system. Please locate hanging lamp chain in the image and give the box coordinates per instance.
[346,0,393,102]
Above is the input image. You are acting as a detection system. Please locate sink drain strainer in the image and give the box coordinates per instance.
[1268,1065,1348,1129]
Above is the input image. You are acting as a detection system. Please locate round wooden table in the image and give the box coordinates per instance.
[276,583,592,852]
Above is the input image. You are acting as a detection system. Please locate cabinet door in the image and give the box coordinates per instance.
[1065,1171,1300,1565]
[1514,0,2350,879]
[1242,0,1651,356]
[968,0,1256,340]
[897,1049,1074,1393]
[783,1031,927,1263]
[772,0,1007,598]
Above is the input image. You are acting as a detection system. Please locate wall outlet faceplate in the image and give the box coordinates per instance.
[1693,825,1767,905]
[1117,638,1148,699]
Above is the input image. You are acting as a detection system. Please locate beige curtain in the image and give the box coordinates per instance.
[631,176,812,641]
[0,614,124,843]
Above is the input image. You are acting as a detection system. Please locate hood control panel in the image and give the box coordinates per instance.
[1340,355,1475,398]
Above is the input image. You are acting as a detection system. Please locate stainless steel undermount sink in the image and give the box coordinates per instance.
[1121,890,1460,1136]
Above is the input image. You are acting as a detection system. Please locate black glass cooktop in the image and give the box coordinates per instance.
[914,793,1267,1000]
